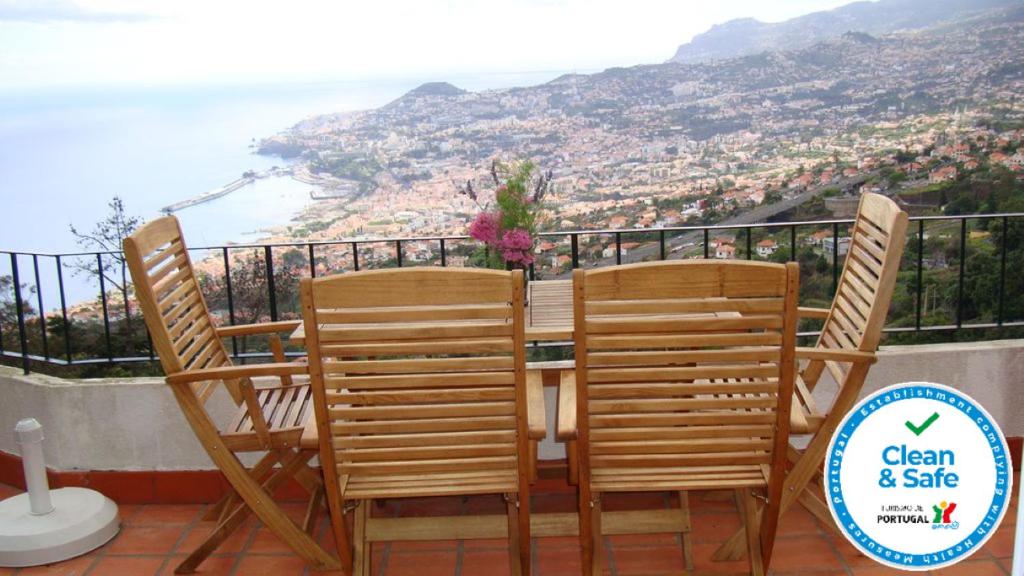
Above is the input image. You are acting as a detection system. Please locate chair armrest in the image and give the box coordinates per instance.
[797,307,830,320]
[556,371,577,442]
[795,347,877,365]
[526,371,546,440]
[215,320,301,338]
[166,362,308,385]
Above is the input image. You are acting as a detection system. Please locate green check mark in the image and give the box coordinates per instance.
[905,412,940,436]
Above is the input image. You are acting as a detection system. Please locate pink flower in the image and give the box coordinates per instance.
[469,212,500,246]
[501,228,533,250]
[499,229,535,266]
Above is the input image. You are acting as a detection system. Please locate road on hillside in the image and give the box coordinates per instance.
[546,170,879,278]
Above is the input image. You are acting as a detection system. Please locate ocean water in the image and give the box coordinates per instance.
[0,71,569,306]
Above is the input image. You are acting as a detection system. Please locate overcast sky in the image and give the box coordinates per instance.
[0,0,857,90]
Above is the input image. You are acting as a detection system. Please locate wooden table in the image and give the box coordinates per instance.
[288,279,575,345]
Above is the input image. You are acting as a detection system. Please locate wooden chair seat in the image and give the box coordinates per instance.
[221,378,315,451]
[591,464,768,492]
[343,469,518,500]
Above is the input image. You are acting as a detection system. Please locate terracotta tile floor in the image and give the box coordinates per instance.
[0,478,1018,575]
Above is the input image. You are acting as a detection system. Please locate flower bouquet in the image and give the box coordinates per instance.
[459,160,552,272]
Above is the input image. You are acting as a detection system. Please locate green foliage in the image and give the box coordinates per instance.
[494,160,541,235]
[0,275,35,351]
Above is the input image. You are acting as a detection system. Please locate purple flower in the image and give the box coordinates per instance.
[469,212,500,246]
[499,229,535,266]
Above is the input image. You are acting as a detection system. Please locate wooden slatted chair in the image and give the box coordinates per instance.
[123,216,338,574]
[713,192,908,561]
[558,260,800,576]
[300,268,544,576]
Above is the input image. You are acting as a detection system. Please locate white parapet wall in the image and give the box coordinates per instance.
[0,368,238,471]
[1,339,1023,471]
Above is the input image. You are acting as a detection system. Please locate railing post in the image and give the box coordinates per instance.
[32,255,48,361]
[352,242,360,271]
[998,216,1007,326]
[615,232,622,265]
[440,238,447,267]
[10,253,31,374]
[222,247,237,357]
[264,246,277,322]
[570,234,579,269]
[790,225,797,262]
[97,253,113,362]
[957,218,966,328]
[746,228,752,260]
[120,256,131,352]
[56,255,72,364]
[308,244,316,278]
[659,230,666,260]
[915,220,924,331]
[831,222,839,295]
[703,229,710,259]
[395,240,403,268]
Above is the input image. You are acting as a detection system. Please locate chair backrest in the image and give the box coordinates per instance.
[124,216,233,401]
[301,268,529,497]
[573,260,798,485]
[820,193,908,353]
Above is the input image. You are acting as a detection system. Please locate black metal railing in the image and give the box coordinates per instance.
[2,212,1022,374]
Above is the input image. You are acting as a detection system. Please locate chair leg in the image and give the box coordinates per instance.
[678,491,694,573]
[519,488,532,576]
[798,488,840,536]
[288,455,324,494]
[567,441,579,485]
[176,449,314,574]
[353,500,371,576]
[714,431,836,561]
[211,451,337,570]
[739,489,765,576]
[303,484,325,535]
[327,495,354,576]
[578,486,594,574]
[204,451,280,522]
[591,496,605,576]
[506,494,523,576]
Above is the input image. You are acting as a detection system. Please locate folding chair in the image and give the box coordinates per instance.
[300,268,544,576]
[559,260,801,575]
[124,216,337,573]
[713,192,908,560]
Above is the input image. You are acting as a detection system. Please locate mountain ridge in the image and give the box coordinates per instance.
[669,0,1016,64]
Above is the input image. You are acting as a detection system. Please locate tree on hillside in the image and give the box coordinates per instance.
[200,249,305,354]
[0,275,35,350]
[69,197,145,356]
[69,196,143,296]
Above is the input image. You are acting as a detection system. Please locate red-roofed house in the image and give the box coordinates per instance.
[756,239,778,257]
[929,166,958,184]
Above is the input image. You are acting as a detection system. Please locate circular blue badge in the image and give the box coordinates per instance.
[825,382,1012,571]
